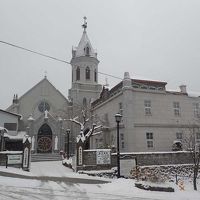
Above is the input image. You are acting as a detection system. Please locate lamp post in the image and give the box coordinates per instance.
[66,129,70,159]
[115,113,122,178]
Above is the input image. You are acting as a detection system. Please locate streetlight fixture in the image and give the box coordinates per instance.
[66,129,70,159]
[115,113,122,178]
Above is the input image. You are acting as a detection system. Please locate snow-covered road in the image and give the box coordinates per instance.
[0,176,152,200]
[0,176,87,200]
[0,161,199,200]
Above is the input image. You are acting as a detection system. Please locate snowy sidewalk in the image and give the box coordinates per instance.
[0,161,109,184]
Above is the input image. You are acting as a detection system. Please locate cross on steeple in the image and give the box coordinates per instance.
[82,16,87,32]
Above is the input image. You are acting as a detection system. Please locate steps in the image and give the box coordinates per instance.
[31,153,62,162]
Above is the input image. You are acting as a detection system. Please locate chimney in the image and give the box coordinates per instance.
[179,85,187,94]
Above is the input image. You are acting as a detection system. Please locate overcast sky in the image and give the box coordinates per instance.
[1,0,200,109]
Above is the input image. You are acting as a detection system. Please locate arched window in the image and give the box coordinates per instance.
[76,67,80,81]
[85,46,90,56]
[94,69,97,82]
[86,67,90,80]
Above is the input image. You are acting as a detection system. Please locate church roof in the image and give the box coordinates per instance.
[6,78,69,110]
[73,30,97,58]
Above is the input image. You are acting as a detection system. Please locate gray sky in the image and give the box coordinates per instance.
[1,0,200,109]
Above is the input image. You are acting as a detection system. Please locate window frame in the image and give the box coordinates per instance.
[144,100,152,116]
[76,67,80,81]
[173,102,180,116]
[146,132,154,149]
[85,66,90,80]
[194,103,200,118]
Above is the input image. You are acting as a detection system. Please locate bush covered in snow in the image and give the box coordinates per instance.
[130,164,200,183]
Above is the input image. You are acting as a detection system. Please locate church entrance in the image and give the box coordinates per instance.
[37,124,52,153]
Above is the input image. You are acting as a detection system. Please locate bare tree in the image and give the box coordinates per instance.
[69,109,102,146]
[179,124,200,190]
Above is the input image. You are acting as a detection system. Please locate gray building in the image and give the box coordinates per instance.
[91,72,200,152]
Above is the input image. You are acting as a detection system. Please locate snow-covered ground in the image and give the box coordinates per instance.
[0,161,199,200]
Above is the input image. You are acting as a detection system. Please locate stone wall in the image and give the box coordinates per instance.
[76,150,194,171]
[77,149,111,171]
[111,151,193,167]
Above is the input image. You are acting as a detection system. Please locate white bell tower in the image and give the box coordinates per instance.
[69,17,102,107]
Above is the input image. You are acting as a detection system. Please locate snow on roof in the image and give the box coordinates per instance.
[84,149,111,152]
[130,74,167,84]
[111,151,189,155]
[4,131,26,140]
[0,151,22,154]
[0,109,21,118]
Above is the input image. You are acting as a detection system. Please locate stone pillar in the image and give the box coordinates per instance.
[76,140,84,171]
[22,135,31,171]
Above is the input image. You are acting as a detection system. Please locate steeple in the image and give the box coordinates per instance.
[72,17,97,58]
[69,18,102,107]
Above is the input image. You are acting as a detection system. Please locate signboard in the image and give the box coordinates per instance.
[78,146,83,165]
[96,150,111,165]
[120,158,136,178]
[23,147,29,168]
[7,154,22,165]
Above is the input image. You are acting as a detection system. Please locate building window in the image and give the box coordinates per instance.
[86,67,90,80]
[147,141,154,148]
[120,133,124,140]
[4,123,17,131]
[144,100,151,115]
[85,46,90,56]
[173,102,180,116]
[121,141,125,149]
[38,101,50,113]
[146,132,153,139]
[146,132,154,148]
[194,103,200,118]
[120,133,125,149]
[76,67,80,81]
[176,132,183,140]
[94,69,97,82]
[196,132,200,140]
[119,102,123,116]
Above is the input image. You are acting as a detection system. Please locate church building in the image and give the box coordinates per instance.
[4,18,200,156]
[6,18,102,156]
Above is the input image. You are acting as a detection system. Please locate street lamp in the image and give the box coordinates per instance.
[115,113,122,178]
[66,129,70,159]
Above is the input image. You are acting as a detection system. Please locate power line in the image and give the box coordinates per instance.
[0,40,122,80]
[0,40,70,64]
